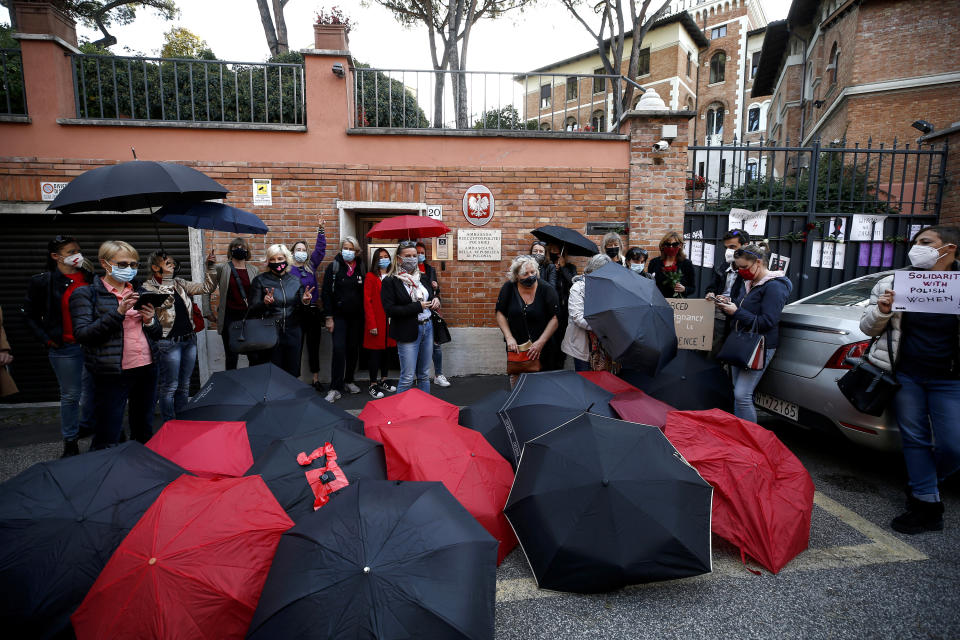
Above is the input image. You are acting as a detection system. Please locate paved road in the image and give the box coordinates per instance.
[1,377,957,640]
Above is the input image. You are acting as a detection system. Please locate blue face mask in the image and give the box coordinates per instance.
[629,263,644,273]
[378,258,391,269]
[341,249,356,263]
[110,265,137,282]
[417,254,426,263]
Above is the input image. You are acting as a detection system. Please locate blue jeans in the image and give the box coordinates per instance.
[155,335,197,424]
[894,372,960,502]
[731,348,777,424]
[573,358,590,372]
[397,320,433,394]
[48,343,94,440]
[433,341,443,376]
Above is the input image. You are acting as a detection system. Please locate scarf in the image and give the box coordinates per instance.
[397,270,423,300]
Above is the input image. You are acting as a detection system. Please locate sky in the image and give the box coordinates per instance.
[2,0,792,71]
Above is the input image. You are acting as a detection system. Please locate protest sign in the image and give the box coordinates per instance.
[683,230,715,267]
[892,271,960,314]
[850,215,886,241]
[668,299,713,351]
[728,209,767,237]
[811,241,845,269]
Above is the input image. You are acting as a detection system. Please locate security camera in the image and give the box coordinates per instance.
[332,63,345,78]
[652,140,670,152]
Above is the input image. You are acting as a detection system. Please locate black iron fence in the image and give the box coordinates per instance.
[0,48,27,116]
[70,53,305,125]
[684,137,948,300]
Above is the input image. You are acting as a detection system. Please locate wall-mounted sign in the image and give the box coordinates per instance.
[41,181,69,202]
[457,228,501,260]
[433,233,453,260]
[425,204,442,220]
[462,184,494,226]
[252,178,272,206]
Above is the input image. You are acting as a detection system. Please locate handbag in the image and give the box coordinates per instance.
[717,319,766,370]
[507,341,541,375]
[228,314,278,353]
[837,330,901,416]
[431,311,452,345]
[191,301,205,333]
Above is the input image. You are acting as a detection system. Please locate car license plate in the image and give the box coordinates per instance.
[754,392,799,421]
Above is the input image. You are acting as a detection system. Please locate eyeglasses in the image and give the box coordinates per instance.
[663,242,682,248]
[110,261,138,269]
[398,240,417,248]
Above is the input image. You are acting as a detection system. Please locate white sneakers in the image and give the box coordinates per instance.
[368,385,385,399]
[325,389,342,403]
[434,375,451,387]
[344,382,362,394]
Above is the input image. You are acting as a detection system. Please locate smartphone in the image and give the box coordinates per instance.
[133,293,171,310]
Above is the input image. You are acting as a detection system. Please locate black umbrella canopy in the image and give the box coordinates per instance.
[46,160,228,213]
[459,389,512,465]
[154,201,268,235]
[584,261,678,372]
[246,427,387,521]
[0,443,187,639]
[498,370,615,469]
[531,225,599,257]
[184,363,308,411]
[247,480,498,640]
[620,350,734,412]
[504,413,713,593]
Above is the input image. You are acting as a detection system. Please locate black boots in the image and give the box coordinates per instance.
[891,496,944,534]
[60,438,80,458]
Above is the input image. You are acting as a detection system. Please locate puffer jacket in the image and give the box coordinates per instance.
[248,270,305,332]
[560,276,590,362]
[70,276,162,375]
[140,265,217,338]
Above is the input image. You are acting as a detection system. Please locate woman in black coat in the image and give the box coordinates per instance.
[646,230,696,299]
[320,236,366,403]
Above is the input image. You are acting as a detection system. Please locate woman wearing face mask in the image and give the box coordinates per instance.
[290,216,327,392]
[562,253,612,371]
[321,237,365,403]
[625,247,653,279]
[706,229,750,358]
[600,232,625,265]
[209,237,259,370]
[714,242,792,423]
[364,248,397,399]
[381,241,440,393]
[416,241,450,387]
[24,236,95,457]
[70,240,162,449]
[530,241,558,289]
[141,248,217,424]
[859,224,960,535]
[495,255,559,386]
[546,242,578,371]
[647,231,697,299]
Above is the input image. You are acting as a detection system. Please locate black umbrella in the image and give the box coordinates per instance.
[498,370,615,468]
[0,443,187,639]
[246,427,387,521]
[46,160,227,214]
[620,350,734,412]
[154,201,268,235]
[531,225,599,257]
[504,413,713,593]
[584,261,678,372]
[459,389,513,464]
[183,363,308,411]
[247,480,498,640]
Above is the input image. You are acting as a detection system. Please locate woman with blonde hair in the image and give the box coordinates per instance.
[495,254,559,386]
[600,232,625,264]
[248,243,314,376]
[646,230,696,298]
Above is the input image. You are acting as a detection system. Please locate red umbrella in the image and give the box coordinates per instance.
[380,416,517,564]
[577,370,640,395]
[366,214,451,239]
[359,388,460,442]
[663,409,815,574]
[609,390,676,430]
[146,420,253,478]
[71,475,293,639]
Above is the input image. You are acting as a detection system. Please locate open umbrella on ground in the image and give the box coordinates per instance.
[459,389,512,464]
[381,417,517,564]
[366,214,452,240]
[0,443,186,639]
[246,427,387,521]
[609,391,677,431]
[620,350,734,412]
[584,261,677,372]
[146,420,254,477]
[498,370,615,469]
[664,409,815,574]
[577,370,641,395]
[359,388,460,442]
[71,475,292,640]
[46,160,227,214]
[153,201,268,234]
[183,363,307,412]
[504,413,713,593]
[247,480,498,640]
[531,225,599,257]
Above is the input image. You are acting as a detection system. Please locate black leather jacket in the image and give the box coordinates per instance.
[23,269,93,346]
[249,270,306,332]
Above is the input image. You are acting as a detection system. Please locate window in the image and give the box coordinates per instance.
[540,84,551,108]
[565,117,578,131]
[709,52,726,83]
[593,68,605,94]
[746,161,758,182]
[590,109,605,132]
[705,103,724,137]
[751,51,760,78]
[566,76,578,101]
[637,48,650,76]
[747,107,760,132]
[711,25,727,39]
[687,52,692,77]
[540,122,552,131]
[828,42,839,85]
[719,159,727,185]
[698,162,705,178]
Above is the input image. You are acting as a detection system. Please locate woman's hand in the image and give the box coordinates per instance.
[264,287,275,305]
[877,289,894,314]
[0,351,12,367]
[717,300,738,316]
[557,250,567,267]
[429,298,440,310]
[325,317,334,333]
[302,285,314,305]
[505,337,518,353]
[206,248,216,264]
[317,214,324,232]
[369,328,378,336]
[528,339,545,360]
[139,303,155,325]
[674,283,686,293]
[118,292,138,316]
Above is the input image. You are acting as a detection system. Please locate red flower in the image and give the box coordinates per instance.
[805,223,816,231]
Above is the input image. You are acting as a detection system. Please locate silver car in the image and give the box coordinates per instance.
[754,270,900,451]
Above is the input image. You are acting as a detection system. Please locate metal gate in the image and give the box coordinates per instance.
[684,137,948,301]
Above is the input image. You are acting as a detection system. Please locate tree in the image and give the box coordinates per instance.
[473,104,536,130]
[160,26,215,59]
[255,0,294,57]
[0,1,179,48]
[560,0,670,124]
[365,1,536,128]
[354,62,429,128]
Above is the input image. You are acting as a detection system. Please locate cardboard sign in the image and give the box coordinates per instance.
[728,208,767,236]
[252,179,272,206]
[668,299,713,351]
[457,228,501,260]
[892,271,960,314]
[40,181,69,202]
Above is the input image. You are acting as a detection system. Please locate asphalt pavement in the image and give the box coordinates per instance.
[1,375,958,640]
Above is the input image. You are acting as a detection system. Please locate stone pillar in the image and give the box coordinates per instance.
[13,2,79,122]
[13,1,78,46]
[303,23,353,131]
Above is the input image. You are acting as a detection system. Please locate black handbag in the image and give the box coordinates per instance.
[717,320,766,370]
[431,312,452,345]
[228,315,278,353]
[837,330,900,416]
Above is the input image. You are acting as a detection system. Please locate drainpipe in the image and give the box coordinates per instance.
[792,28,809,143]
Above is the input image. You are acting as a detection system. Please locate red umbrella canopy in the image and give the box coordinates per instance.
[366,215,451,239]
[577,371,640,395]
[359,388,460,442]
[663,409,815,574]
[380,416,518,564]
[609,390,676,431]
[146,420,253,478]
[71,475,293,640]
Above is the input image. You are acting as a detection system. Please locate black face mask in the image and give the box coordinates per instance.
[605,247,620,259]
[519,275,537,287]
[231,247,248,260]
[270,261,287,273]
[533,254,545,264]
[549,253,560,263]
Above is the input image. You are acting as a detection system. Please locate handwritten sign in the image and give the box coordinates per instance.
[850,214,886,241]
[457,228,501,261]
[683,230,715,268]
[668,299,713,351]
[728,208,767,236]
[892,271,960,314]
[811,241,845,270]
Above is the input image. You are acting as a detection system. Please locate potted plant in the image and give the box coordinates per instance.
[314,6,353,50]
[685,175,706,199]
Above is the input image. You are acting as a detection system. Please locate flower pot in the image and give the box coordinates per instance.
[314,24,349,51]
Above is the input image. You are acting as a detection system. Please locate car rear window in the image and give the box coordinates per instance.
[802,273,889,306]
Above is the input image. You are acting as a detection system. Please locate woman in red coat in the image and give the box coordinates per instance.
[363,248,397,399]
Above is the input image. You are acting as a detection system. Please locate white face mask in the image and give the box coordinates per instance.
[907,244,946,270]
[63,253,84,268]
[724,248,736,263]
[293,250,308,263]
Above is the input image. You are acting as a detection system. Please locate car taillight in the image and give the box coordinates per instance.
[825,340,872,369]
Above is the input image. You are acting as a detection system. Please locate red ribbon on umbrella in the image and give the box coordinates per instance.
[297,443,349,510]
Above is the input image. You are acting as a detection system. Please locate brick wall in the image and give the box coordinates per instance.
[938,130,960,227]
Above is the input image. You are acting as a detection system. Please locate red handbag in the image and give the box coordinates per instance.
[191,302,205,333]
